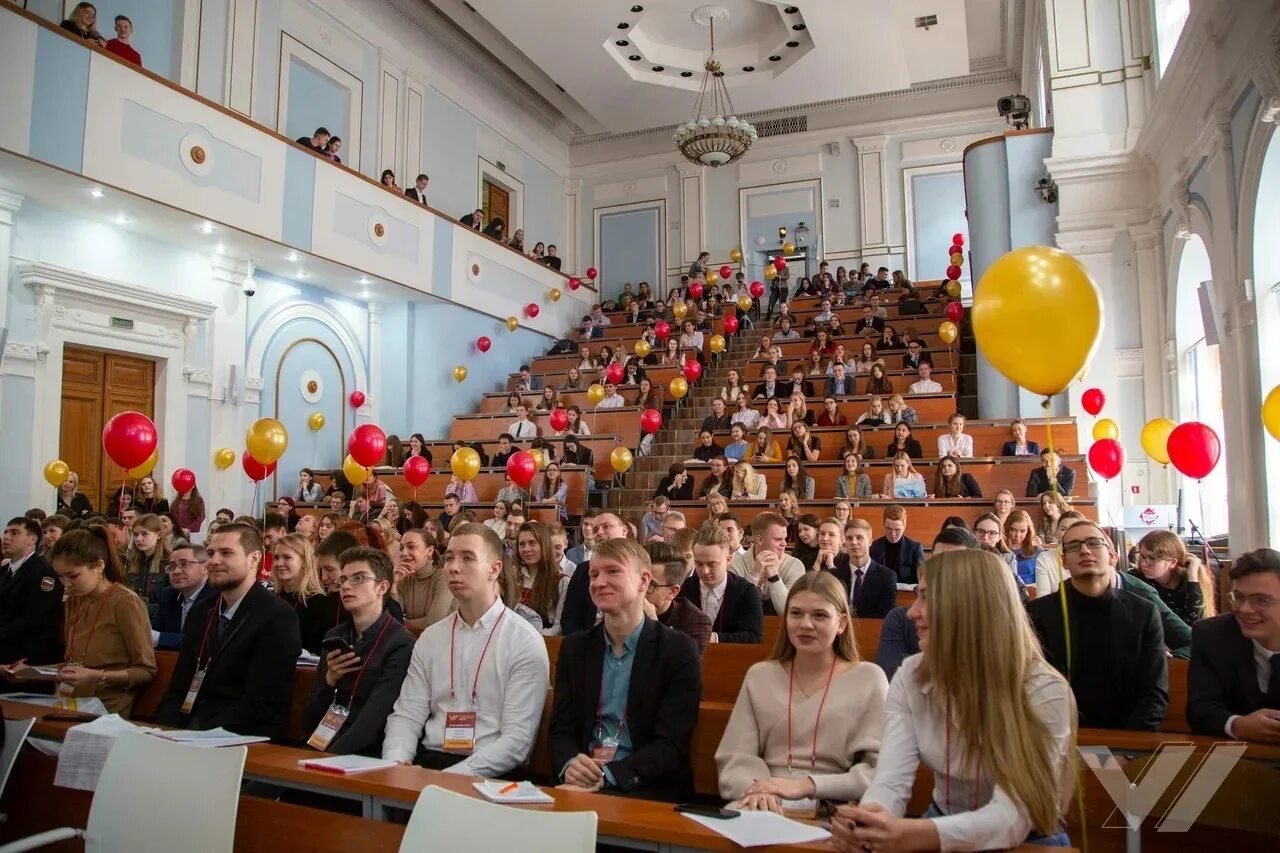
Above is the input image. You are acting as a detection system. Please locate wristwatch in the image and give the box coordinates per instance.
[767,574,781,584]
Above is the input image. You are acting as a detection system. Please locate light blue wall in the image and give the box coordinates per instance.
[420,87,478,218]
[1005,133,1057,251]
[963,139,1016,419]
[703,166,740,258]
[599,207,660,301]
[909,170,966,281]
[282,146,316,250]
[111,0,180,79]
[744,189,817,282]
[0,376,38,520]
[196,0,229,102]
[522,157,565,251]
[284,56,350,144]
[30,28,89,174]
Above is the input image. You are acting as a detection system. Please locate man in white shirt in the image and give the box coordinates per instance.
[596,382,626,409]
[936,412,974,457]
[731,395,761,430]
[383,523,550,774]
[908,362,943,394]
[508,404,538,439]
[728,511,805,616]
[677,526,763,643]
[813,299,836,324]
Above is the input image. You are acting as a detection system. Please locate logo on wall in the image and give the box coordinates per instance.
[300,369,324,403]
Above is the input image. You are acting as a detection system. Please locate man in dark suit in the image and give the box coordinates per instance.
[1187,548,1280,741]
[786,368,814,400]
[157,524,301,739]
[0,517,60,667]
[853,306,885,336]
[459,208,484,230]
[752,366,785,401]
[869,505,926,585]
[560,512,630,634]
[549,538,701,801]
[1025,449,1077,496]
[1027,520,1167,731]
[543,244,563,271]
[679,525,763,643]
[824,362,855,397]
[902,340,933,371]
[827,518,895,618]
[151,540,217,651]
[405,174,429,204]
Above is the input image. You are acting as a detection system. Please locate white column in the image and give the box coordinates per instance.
[178,0,202,90]
[206,254,252,512]
[1129,218,1174,503]
[223,0,258,116]
[563,177,581,276]
[365,301,381,428]
[676,163,705,276]
[853,136,889,254]
[0,190,24,333]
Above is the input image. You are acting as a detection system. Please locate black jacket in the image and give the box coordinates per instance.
[549,619,701,801]
[281,590,343,655]
[55,492,94,519]
[827,558,897,618]
[559,559,597,636]
[870,536,926,585]
[884,438,923,460]
[699,413,733,433]
[1027,583,1168,731]
[1026,466,1076,497]
[1187,614,1273,737]
[301,611,415,755]
[151,583,218,651]
[653,476,693,501]
[678,572,763,643]
[0,554,61,665]
[157,583,302,738]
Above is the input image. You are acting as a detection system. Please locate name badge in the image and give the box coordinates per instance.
[54,679,76,699]
[307,703,349,751]
[589,738,618,764]
[442,711,477,753]
[181,668,206,715]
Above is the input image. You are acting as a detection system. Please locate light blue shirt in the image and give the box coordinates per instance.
[594,619,645,784]
[724,440,749,462]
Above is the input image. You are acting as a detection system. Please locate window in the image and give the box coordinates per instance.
[1252,129,1280,541]
[1154,0,1191,75]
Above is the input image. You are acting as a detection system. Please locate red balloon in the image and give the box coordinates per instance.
[722,315,739,334]
[689,281,704,299]
[640,408,662,433]
[946,264,962,280]
[682,359,703,382]
[773,256,786,271]
[1081,388,1106,416]
[719,265,732,280]
[171,468,196,494]
[1167,422,1222,480]
[952,233,965,246]
[506,450,538,489]
[525,302,540,318]
[548,407,569,432]
[654,321,671,340]
[749,281,764,298]
[102,411,158,471]
[241,450,276,482]
[586,267,598,280]
[403,455,431,488]
[568,277,581,290]
[476,336,491,353]
[949,244,963,256]
[945,301,964,323]
[605,363,624,384]
[347,424,388,468]
[1087,438,1125,480]
[349,390,366,409]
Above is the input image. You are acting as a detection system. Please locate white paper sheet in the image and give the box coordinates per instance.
[298,755,398,775]
[54,715,157,792]
[29,738,61,757]
[684,810,831,847]
[148,728,268,748]
[472,780,555,804]
[297,651,321,667]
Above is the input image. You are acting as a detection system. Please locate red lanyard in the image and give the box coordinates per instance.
[345,614,394,702]
[194,599,224,669]
[786,657,837,773]
[596,646,631,738]
[448,609,506,704]
[943,697,979,814]
[65,584,118,663]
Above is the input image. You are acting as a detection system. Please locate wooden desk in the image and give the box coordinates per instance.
[507,365,683,393]
[450,408,642,447]
[312,468,588,515]
[770,335,952,362]
[736,370,960,395]
[663,499,1098,531]
[482,386,667,415]
[415,436,624,484]
[710,419,1081,457]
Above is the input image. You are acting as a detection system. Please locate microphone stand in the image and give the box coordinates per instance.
[1185,517,1226,591]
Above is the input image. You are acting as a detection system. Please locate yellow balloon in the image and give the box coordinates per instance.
[634,339,652,358]
[1092,418,1120,441]
[944,280,961,299]
[1140,418,1176,466]
[246,417,288,464]
[737,295,752,311]
[450,447,481,482]
[706,271,719,285]
[971,246,1102,396]
[549,288,562,303]
[610,446,634,474]
[782,241,795,255]
[529,448,546,470]
[709,334,726,353]
[729,248,742,263]
[1264,384,1280,441]
[128,449,159,479]
[342,454,371,486]
[672,302,688,321]
[214,447,236,470]
[43,460,69,489]
[938,321,958,345]
[307,412,326,432]
[506,316,519,332]
[586,383,606,406]
[453,365,468,383]
[950,252,964,266]
[764,265,777,281]
[669,377,689,400]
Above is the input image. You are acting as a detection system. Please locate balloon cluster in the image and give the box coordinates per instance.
[938,234,965,346]
[243,417,288,482]
[1083,388,1223,482]
[1079,389,1125,480]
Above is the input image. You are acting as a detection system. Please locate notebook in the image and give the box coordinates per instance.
[297,754,399,775]
[472,780,555,804]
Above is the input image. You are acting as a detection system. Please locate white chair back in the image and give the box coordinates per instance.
[0,718,36,799]
[399,785,596,853]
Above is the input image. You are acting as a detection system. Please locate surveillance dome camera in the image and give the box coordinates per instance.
[242,261,257,298]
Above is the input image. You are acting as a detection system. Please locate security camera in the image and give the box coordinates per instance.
[997,94,1031,130]
[242,261,257,298]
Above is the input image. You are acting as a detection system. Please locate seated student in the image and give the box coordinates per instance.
[0,517,62,669]
[1129,530,1215,627]
[273,533,340,655]
[559,512,631,635]
[512,521,571,635]
[679,525,764,643]
[879,453,926,500]
[791,514,822,570]
[902,339,933,371]
[870,505,926,585]
[828,519,896,618]
[157,524,302,738]
[549,538,702,799]
[834,453,872,499]
[931,454,983,499]
[1187,548,1280,741]
[876,527,977,682]
[1003,510,1053,589]
[644,542,712,655]
[825,362,856,397]
[653,463,694,501]
[657,512,687,545]
[717,572,887,811]
[907,362,943,394]
[1001,418,1041,457]
[508,404,538,439]
[392,528,454,631]
[782,457,815,500]
[700,398,734,433]
[728,512,807,617]
[835,550,1074,851]
[698,457,733,500]
[382,523,550,773]
[816,396,849,427]
[690,430,723,464]
[437,494,462,533]
[152,540,217,651]
[936,413,973,458]
[316,530,358,595]
[729,460,768,501]
[753,366,787,400]
[1027,520,1168,731]
[640,496,670,541]
[724,424,751,462]
[302,547,414,756]
[787,368,815,400]
[597,381,627,409]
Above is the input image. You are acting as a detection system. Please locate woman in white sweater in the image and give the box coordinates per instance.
[715,572,887,811]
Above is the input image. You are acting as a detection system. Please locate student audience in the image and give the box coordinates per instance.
[1026,449,1076,496]
[643,542,712,655]
[1001,418,1041,457]
[728,512,806,616]
[829,519,896,618]
[273,533,340,654]
[870,505,925,585]
[834,453,872,499]
[151,539,216,651]
[513,521,570,635]
[1129,530,1215,626]
[56,473,94,519]
[680,526,764,643]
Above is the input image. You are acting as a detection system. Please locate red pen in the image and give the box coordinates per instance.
[302,763,347,775]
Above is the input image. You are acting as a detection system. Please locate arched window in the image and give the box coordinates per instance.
[1253,129,1280,541]
[1154,0,1191,75]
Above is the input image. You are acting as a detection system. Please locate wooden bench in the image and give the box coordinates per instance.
[311,468,588,516]
[450,408,642,447]
[506,365,684,392]
[709,419,1082,458]
[415,437,623,485]
[770,335,953,363]
[663,499,1099,531]
[482,386,674,415]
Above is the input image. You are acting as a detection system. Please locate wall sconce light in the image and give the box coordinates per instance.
[1036,177,1058,204]
[778,226,787,245]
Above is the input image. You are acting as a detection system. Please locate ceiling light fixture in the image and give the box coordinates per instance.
[786,40,799,47]
[287,251,299,262]
[792,23,806,30]
[784,6,799,14]
[616,39,629,46]
[296,270,308,279]
[742,66,754,72]
[673,14,756,168]
[200,221,215,234]
[680,71,693,77]
[629,54,641,61]
[89,188,104,199]
[769,55,781,62]
[652,66,664,72]
[631,4,644,12]
[358,276,371,285]
[114,214,130,225]
[617,22,629,29]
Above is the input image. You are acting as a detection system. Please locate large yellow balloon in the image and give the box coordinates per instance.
[307,412,326,432]
[129,449,159,479]
[214,447,236,470]
[450,447,481,482]
[610,446,634,474]
[453,365,468,383]
[706,271,719,285]
[1092,418,1120,441]
[971,246,1102,396]
[764,266,777,281]
[1264,384,1280,441]
[529,448,546,470]
[1140,418,1176,466]
[549,288,562,302]
[782,241,795,255]
[246,417,288,464]
[944,280,961,299]
[506,316,519,332]
[709,334,726,354]
[938,321,958,345]
[43,460,69,489]
[736,295,752,311]
[729,248,742,263]
[634,339,652,359]
[342,454,371,486]
[586,383,606,406]
[950,252,964,266]
[671,302,688,321]
[669,377,689,399]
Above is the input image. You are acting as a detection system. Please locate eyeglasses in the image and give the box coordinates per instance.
[164,559,202,573]
[338,573,376,589]
[1228,590,1278,610]
[1135,552,1167,564]
[975,528,1001,538]
[647,581,679,593]
[1062,536,1111,555]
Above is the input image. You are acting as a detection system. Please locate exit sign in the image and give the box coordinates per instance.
[109,317,134,330]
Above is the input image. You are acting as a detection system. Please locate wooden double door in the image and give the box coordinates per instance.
[59,346,155,514]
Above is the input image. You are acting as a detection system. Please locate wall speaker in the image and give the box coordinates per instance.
[226,364,243,405]
[1197,280,1224,346]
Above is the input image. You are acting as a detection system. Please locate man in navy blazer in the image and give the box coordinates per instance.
[151,540,217,651]
[868,505,926,585]
[827,518,896,618]
[678,526,763,643]
[1000,419,1041,457]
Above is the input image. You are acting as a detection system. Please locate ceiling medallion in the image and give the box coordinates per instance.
[673,10,756,168]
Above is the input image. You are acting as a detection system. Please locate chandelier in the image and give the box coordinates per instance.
[673,18,756,167]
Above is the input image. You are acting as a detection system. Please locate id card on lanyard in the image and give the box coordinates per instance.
[441,610,506,754]
[307,617,394,751]
[182,602,224,715]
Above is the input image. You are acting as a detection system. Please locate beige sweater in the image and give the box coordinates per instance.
[716,659,887,802]
[393,562,454,631]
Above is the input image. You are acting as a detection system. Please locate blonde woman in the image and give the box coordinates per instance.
[833,550,1073,850]
[1004,510,1052,589]
[879,453,925,499]
[787,392,814,430]
[1037,491,1071,543]
[1129,530,1215,625]
[717,572,887,811]
[124,514,171,617]
[885,394,918,425]
[706,491,730,519]
[273,532,340,654]
[731,461,768,500]
[751,428,783,464]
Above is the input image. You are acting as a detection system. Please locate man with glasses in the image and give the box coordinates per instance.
[1188,548,1280,741]
[151,540,216,650]
[643,542,711,655]
[1027,520,1168,731]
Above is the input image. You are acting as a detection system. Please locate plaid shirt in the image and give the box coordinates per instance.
[658,597,712,656]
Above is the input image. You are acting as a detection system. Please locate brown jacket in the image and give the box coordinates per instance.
[62,583,157,716]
